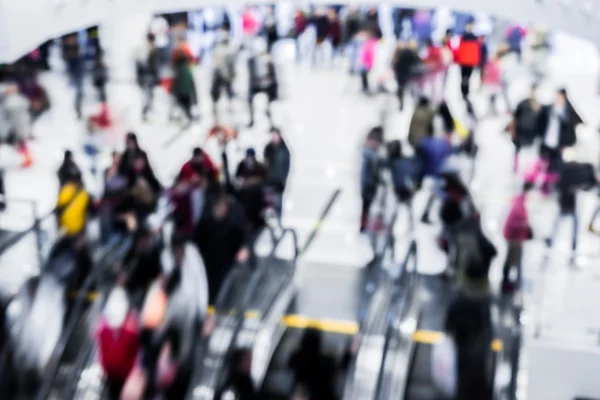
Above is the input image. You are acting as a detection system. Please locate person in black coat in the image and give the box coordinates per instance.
[57,150,82,188]
[392,42,422,110]
[510,85,540,172]
[263,127,291,193]
[118,132,148,177]
[445,287,493,400]
[536,89,580,178]
[193,187,249,304]
[120,225,163,306]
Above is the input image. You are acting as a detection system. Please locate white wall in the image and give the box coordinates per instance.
[2,0,600,63]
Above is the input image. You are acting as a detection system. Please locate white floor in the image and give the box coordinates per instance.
[0,39,599,337]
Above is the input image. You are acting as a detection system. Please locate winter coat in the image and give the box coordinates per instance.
[392,48,422,84]
[263,142,291,189]
[456,32,481,67]
[360,38,378,71]
[536,104,578,148]
[513,99,539,143]
[179,156,219,182]
[360,147,380,193]
[194,198,247,303]
[445,292,493,400]
[415,137,452,177]
[172,60,196,97]
[97,311,141,382]
[503,194,530,242]
[408,106,436,148]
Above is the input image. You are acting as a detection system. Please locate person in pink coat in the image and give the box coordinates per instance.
[501,182,533,293]
[359,31,378,94]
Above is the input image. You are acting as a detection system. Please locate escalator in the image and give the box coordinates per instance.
[258,259,366,399]
[188,227,299,399]
[397,275,520,400]
[256,180,411,400]
[34,235,133,400]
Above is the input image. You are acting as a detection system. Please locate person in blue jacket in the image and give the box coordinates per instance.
[415,130,454,224]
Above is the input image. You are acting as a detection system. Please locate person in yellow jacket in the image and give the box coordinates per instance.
[56,175,91,237]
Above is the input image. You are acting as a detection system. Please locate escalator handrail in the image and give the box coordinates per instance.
[246,226,299,313]
[346,241,417,400]
[187,224,288,397]
[268,227,299,259]
[0,209,54,255]
[36,236,129,400]
[209,227,300,395]
[61,283,114,399]
[211,223,279,311]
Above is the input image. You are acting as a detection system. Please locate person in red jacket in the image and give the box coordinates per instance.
[456,20,481,99]
[97,287,141,398]
[179,147,218,183]
[423,38,444,105]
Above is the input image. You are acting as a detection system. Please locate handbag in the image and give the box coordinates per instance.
[431,335,457,397]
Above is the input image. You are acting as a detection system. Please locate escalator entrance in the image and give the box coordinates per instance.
[259,260,366,399]
[404,275,504,400]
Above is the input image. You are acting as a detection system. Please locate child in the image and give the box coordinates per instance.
[501,182,533,293]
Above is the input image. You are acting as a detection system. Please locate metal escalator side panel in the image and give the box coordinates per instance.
[376,277,423,400]
[250,276,297,388]
[35,236,132,400]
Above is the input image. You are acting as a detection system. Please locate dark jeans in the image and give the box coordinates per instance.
[175,94,193,120]
[460,66,474,98]
[502,242,523,286]
[211,73,234,104]
[248,85,277,125]
[540,144,562,173]
[360,189,375,230]
[360,69,370,93]
[550,210,578,251]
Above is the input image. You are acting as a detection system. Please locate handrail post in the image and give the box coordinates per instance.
[32,201,44,269]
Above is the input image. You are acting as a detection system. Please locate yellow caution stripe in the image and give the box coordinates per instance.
[412,330,503,352]
[280,314,359,335]
[207,305,262,319]
[69,291,99,301]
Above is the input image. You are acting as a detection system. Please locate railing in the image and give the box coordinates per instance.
[187,224,299,400]
[0,195,55,273]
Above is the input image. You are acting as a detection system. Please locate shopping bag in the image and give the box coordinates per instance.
[431,335,457,397]
[156,342,178,388]
[141,281,168,329]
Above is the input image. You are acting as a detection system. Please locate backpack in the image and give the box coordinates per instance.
[451,219,495,280]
